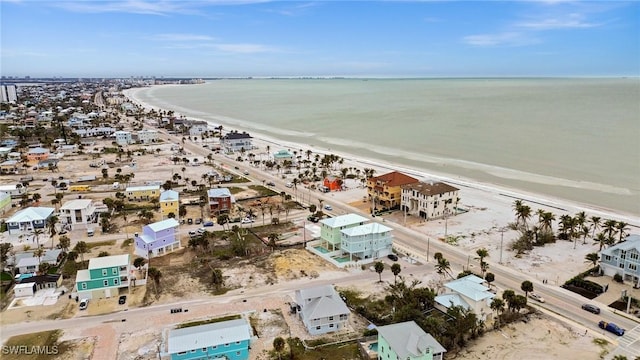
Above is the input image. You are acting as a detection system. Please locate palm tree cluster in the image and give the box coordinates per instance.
[510,200,630,254]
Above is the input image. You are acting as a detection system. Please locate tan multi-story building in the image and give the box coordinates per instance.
[401,181,459,220]
[367,171,419,212]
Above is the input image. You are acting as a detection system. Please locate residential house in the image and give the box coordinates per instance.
[323,176,342,192]
[73,127,116,138]
[272,149,293,164]
[187,120,209,137]
[167,318,252,360]
[59,199,98,230]
[134,218,180,258]
[6,207,55,235]
[0,184,26,198]
[114,130,133,146]
[401,181,460,220]
[126,185,160,201]
[14,249,63,274]
[0,160,19,174]
[207,188,234,214]
[0,191,10,214]
[0,146,13,157]
[294,285,350,335]
[26,147,50,162]
[221,131,253,152]
[600,235,640,287]
[367,171,419,212]
[159,190,180,219]
[18,274,63,291]
[435,275,495,322]
[319,213,369,251]
[75,254,130,299]
[376,321,446,360]
[340,222,393,262]
[136,129,158,144]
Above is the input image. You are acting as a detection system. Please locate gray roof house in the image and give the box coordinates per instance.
[600,234,640,287]
[294,284,350,335]
[435,274,495,322]
[376,321,446,360]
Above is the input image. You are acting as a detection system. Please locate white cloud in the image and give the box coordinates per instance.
[52,0,271,16]
[462,32,540,47]
[516,13,602,30]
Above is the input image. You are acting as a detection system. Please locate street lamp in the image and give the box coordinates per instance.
[498,227,506,264]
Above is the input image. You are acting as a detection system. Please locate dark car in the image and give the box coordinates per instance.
[582,304,601,314]
[266,181,275,186]
[203,221,214,227]
[307,215,319,223]
[195,218,202,224]
[387,254,399,261]
[118,295,127,305]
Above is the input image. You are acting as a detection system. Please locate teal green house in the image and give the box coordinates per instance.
[75,254,130,299]
[319,213,368,251]
[376,321,446,360]
[167,318,252,360]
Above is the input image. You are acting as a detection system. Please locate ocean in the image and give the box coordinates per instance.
[130,78,640,216]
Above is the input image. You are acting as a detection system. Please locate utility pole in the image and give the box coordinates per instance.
[499,227,506,264]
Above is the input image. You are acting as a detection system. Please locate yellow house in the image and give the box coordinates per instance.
[125,185,160,201]
[367,171,419,212]
[159,190,179,218]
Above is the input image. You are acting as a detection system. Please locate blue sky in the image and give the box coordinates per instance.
[1,1,638,77]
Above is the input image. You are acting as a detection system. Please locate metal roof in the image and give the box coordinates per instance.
[444,275,494,302]
[88,254,129,269]
[320,213,369,228]
[60,199,93,210]
[167,318,251,354]
[600,235,640,256]
[377,321,446,358]
[147,218,179,232]
[7,207,54,223]
[340,222,392,237]
[159,190,179,201]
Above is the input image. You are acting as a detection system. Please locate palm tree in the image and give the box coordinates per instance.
[267,233,280,252]
[490,298,505,327]
[133,257,146,270]
[58,235,70,252]
[31,229,44,249]
[616,221,629,243]
[435,257,452,279]
[475,248,489,276]
[502,289,516,312]
[374,261,384,282]
[47,215,59,248]
[521,280,534,298]
[603,219,618,244]
[540,211,555,232]
[594,232,608,251]
[273,337,286,360]
[211,268,224,290]
[74,241,89,264]
[589,216,601,239]
[391,263,401,284]
[33,247,45,268]
[147,267,162,295]
[585,253,599,267]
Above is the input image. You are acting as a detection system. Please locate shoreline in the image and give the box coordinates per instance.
[122,86,640,227]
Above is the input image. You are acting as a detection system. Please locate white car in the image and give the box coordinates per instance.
[79,298,89,310]
[324,205,333,211]
[528,292,545,303]
[241,218,254,224]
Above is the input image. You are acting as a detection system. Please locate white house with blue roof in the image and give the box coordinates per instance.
[340,222,393,262]
[376,320,446,360]
[166,318,252,360]
[435,275,494,322]
[600,234,640,287]
[319,213,369,251]
[134,218,180,258]
[6,207,55,235]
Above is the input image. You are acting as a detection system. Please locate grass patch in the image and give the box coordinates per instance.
[2,330,73,360]
[121,239,133,248]
[176,314,242,329]
[61,260,78,278]
[226,187,245,195]
[47,266,59,274]
[248,185,278,197]
[229,176,250,184]
[86,240,116,250]
[284,337,361,360]
[1,271,13,281]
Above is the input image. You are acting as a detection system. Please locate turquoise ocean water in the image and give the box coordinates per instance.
[131,78,640,216]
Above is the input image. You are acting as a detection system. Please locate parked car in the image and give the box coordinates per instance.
[241,218,254,224]
[528,293,545,303]
[187,218,193,225]
[387,254,399,261]
[79,298,89,310]
[285,182,293,188]
[599,321,624,336]
[307,215,319,223]
[234,166,240,170]
[243,170,249,175]
[195,218,202,224]
[266,181,275,186]
[188,230,198,237]
[118,295,127,305]
[197,228,206,234]
[582,304,601,314]
[203,221,214,227]
[324,205,333,211]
